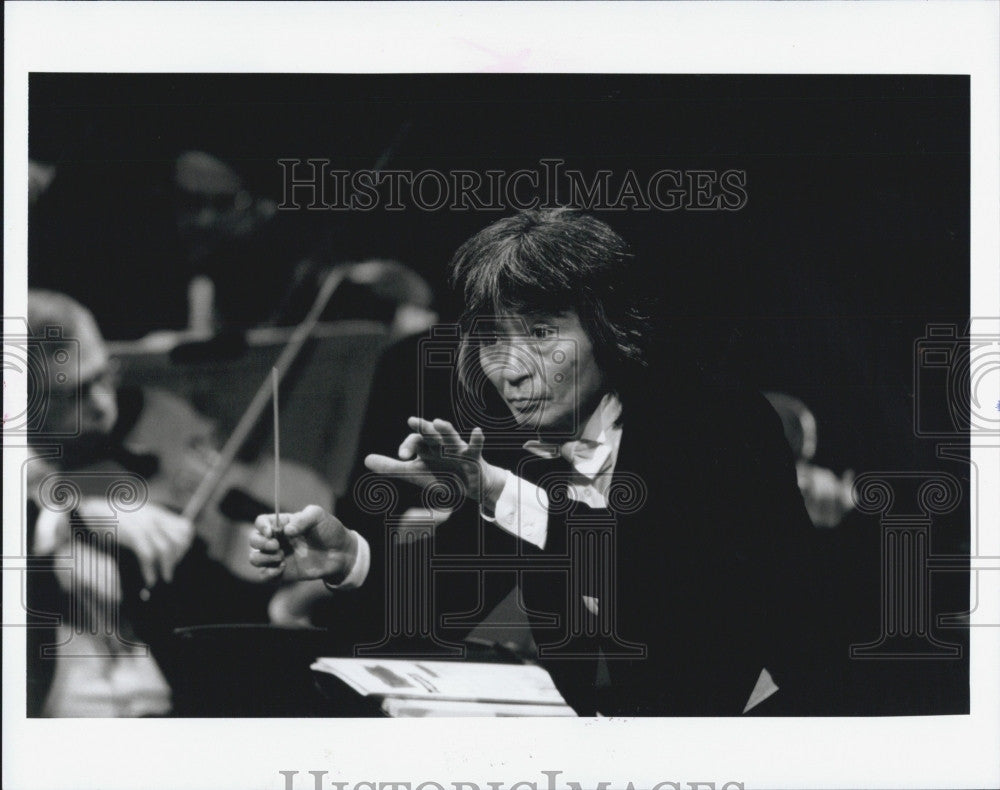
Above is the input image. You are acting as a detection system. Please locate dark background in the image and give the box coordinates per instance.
[28,74,971,713]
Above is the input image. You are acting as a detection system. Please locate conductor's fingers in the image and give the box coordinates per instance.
[365,454,415,476]
[258,563,286,580]
[280,504,327,538]
[249,547,285,568]
[408,416,442,446]
[255,512,294,538]
[254,513,277,537]
[249,531,281,552]
[364,455,437,488]
[398,432,426,461]
[467,426,485,457]
[432,419,464,452]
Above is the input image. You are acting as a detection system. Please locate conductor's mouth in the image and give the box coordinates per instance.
[508,399,547,413]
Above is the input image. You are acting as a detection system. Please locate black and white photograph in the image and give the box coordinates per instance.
[4,4,999,790]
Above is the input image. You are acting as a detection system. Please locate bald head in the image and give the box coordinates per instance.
[28,290,117,439]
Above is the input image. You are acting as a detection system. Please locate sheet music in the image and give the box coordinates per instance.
[380,698,576,717]
[311,658,569,706]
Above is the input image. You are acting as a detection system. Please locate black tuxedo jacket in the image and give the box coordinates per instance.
[515,370,818,715]
[328,338,819,716]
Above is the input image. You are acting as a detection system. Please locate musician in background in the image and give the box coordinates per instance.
[25,290,272,716]
[30,151,311,341]
[251,209,824,715]
[29,159,57,206]
[763,391,856,529]
[172,150,289,335]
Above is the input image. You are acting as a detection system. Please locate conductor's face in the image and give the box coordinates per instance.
[478,310,605,438]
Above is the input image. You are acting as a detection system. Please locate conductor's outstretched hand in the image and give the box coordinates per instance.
[250,504,358,583]
[363,417,507,511]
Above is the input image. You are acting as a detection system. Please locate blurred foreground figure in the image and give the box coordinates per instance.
[25,290,271,716]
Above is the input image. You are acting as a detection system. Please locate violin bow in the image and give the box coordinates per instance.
[179,119,413,525]
[180,266,346,523]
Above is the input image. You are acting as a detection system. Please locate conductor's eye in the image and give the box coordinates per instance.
[478,334,501,347]
[529,324,558,340]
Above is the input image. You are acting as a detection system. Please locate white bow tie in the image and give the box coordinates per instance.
[523,438,614,480]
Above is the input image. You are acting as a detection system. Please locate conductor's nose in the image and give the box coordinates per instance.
[503,365,532,389]
[484,342,529,385]
[480,340,536,390]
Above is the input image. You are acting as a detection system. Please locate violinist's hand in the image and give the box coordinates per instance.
[364,417,507,513]
[77,498,195,589]
[249,505,358,583]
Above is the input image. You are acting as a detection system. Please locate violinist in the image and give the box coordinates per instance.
[25,289,272,717]
[250,209,822,716]
[30,151,301,343]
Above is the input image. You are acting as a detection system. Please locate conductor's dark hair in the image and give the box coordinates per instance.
[449,208,653,401]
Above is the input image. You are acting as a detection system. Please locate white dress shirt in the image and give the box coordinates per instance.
[331,394,623,614]
[329,395,621,590]
[484,393,623,553]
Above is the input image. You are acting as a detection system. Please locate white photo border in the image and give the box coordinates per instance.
[4,3,998,789]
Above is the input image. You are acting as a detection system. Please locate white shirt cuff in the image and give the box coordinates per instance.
[480,471,549,549]
[324,531,371,590]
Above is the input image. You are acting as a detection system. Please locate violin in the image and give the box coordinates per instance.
[112,267,349,580]
[47,267,350,625]
[100,384,333,582]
